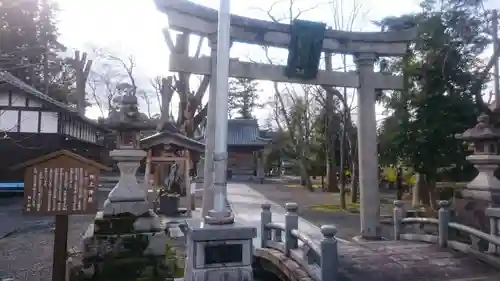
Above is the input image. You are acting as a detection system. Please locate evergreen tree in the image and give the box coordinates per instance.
[228,78,260,119]
[0,0,74,103]
[377,0,491,206]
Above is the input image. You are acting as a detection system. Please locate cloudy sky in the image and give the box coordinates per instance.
[53,0,498,122]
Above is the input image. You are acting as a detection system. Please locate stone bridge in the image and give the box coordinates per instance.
[252,201,500,281]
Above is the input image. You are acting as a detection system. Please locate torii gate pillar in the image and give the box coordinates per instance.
[355,53,381,240]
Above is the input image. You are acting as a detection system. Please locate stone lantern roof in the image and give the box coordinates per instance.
[455,114,500,141]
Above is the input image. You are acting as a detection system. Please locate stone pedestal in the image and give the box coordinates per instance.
[184,220,256,281]
[81,149,169,280]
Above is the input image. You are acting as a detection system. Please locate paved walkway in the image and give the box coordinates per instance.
[226,183,349,247]
[338,240,500,281]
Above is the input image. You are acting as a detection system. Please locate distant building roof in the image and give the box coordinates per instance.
[140,122,205,152]
[198,118,271,146]
[0,71,108,132]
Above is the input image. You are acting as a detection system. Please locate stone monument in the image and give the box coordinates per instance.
[456,113,500,251]
[182,0,257,280]
[80,93,169,280]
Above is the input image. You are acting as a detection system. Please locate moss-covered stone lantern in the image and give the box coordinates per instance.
[455,113,500,204]
[80,93,171,281]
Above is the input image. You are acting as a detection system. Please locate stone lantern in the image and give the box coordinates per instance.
[455,114,500,204]
[456,113,500,252]
[81,93,166,279]
[104,93,156,205]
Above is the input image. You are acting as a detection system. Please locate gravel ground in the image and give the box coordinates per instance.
[0,191,108,281]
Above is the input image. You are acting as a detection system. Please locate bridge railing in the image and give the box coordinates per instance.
[260,202,339,281]
[393,200,500,268]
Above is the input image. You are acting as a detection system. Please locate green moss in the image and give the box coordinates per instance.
[73,234,185,281]
[285,184,322,189]
[122,235,150,255]
[164,241,184,278]
[310,203,360,213]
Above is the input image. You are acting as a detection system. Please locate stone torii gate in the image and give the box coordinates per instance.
[155,0,416,240]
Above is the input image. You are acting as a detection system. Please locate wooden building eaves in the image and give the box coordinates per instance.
[0,71,110,133]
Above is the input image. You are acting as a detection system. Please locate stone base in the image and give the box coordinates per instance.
[78,207,178,281]
[184,220,256,281]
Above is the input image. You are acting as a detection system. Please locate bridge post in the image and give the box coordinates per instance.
[393,200,405,240]
[438,200,450,248]
[261,203,272,247]
[285,202,299,256]
[320,225,339,281]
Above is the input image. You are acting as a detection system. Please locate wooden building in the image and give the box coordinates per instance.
[198,118,271,181]
[0,71,109,181]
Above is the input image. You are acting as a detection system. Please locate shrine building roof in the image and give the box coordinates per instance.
[140,122,205,152]
[197,118,272,147]
[10,149,111,171]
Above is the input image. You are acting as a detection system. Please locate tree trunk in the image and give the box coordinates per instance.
[325,92,338,192]
[419,173,438,210]
[412,173,421,207]
[347,128,359,203]
[339,132,347,209]
[298,159,313,191]
[326,155,339,192]
[339,98,350,208]
[418,173,438,210]
[351,164,359,203]
[350,145,359,203]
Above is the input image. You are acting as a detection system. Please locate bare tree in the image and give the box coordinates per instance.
[322,0,366,204]
[260,0,333,190]
[262,45,319,190]
[87,61,126,117]
[151,76,165,111]
[87,73,105,117]
[70,50,93,115]
[161,30,210,137]
[94,48,138,96]
[137,89,155,119]
[86,49,146,118]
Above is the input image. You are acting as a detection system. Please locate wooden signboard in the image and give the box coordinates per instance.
[24,165,99,215]
[11,150,110,281]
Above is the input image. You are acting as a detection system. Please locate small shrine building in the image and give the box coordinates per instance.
[140,123,205,211]
[198,118,271,181]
